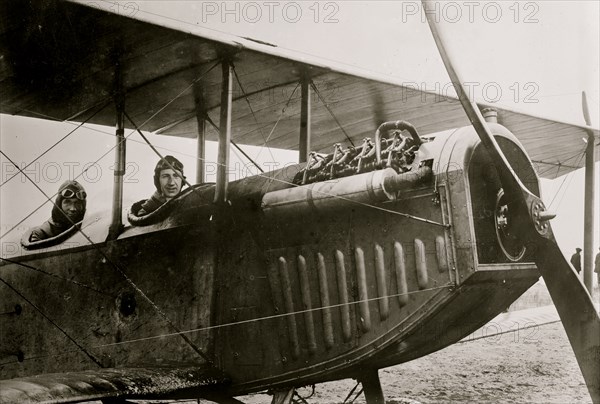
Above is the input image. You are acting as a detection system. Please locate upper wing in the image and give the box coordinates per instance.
[0,366,229,403]
[0,0,597,179]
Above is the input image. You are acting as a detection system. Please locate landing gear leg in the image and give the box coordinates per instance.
[360,369,386,404]
[271,387,294,404]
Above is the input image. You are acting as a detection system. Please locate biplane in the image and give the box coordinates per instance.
[0,1,598,403]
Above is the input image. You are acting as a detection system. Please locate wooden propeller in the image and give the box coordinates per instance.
[421,1,600,402]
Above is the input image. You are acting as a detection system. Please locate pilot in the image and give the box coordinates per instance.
[29,180,87,242]
[137,155,185,216]
[570,247,582,274]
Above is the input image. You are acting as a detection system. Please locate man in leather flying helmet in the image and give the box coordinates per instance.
[28,180,87,241]
[136,155,185,216]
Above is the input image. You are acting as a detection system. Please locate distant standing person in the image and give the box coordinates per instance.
[570,247,582,274]
[595,247,600,285]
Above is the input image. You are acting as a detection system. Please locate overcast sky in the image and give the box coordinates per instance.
[1,1,598,264]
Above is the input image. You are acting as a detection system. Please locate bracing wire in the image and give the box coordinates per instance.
[251,82,301,162]
[232,66,277,164]
[0,284,452,366]
[553,152,587,211]
[0,60,221,242]
[1,149,214,365]
[548,148,587,210]
[0,102,110,189]
[2,98,446,246]
[0,61,226,364]
[0,257,114,297]
[198,112,451,226]
[203,110,265,174]
[310,80,355,148]
[0,276,104,368]
[1,44,462,373]
[3,2,594,387]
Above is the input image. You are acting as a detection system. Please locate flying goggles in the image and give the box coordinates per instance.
[60,189,87,200]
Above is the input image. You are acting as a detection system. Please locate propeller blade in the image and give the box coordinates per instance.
[535,234,600,400]
[582,91,592,127]
[421,1,600,402]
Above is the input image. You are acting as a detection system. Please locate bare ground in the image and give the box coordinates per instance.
[235,321,590,404]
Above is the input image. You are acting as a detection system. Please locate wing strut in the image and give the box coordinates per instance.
[421,1,600,402]
[299,72,312,163]
[582,91,596,294]
[108,58,126,240]
[194,78,207,184]
[215,58,233,204]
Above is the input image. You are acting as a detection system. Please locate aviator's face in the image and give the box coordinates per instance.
[159,168,183,199]
[61,198,84,219]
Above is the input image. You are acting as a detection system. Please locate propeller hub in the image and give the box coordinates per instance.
[531,200,553,236]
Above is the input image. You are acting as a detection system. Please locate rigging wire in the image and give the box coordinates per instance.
[0,101,110,189]
[0,276,104,368]
[74,285,453,347]
[204,107,265,174]
[0,2,596,388]
[292,388,312,404]
[124,111,200,193]
[32,112,579,194]
[553,151,588,211]
[128,106,447,229]
[535,154,583,179]
[2,106,447,246]
[0,60,221,242]
[232,140,265,173]
[310,80,355,148]
[547,148,587,210]
[0,61,225,364]
[163,113,449,227]
[0,283,452,366]
[1,149,214,365]
[2,61,450,369]
[2,84,446,261]
[0,257,114,297]
[1,155,215,365]
[250,82,301,162]
[232,66,277,164]
[534,148,588,177]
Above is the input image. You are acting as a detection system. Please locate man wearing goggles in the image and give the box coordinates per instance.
[60,188,87,200]
[28,180,87,242]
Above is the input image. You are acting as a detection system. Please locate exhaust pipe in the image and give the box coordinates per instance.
[262,166,432,220]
